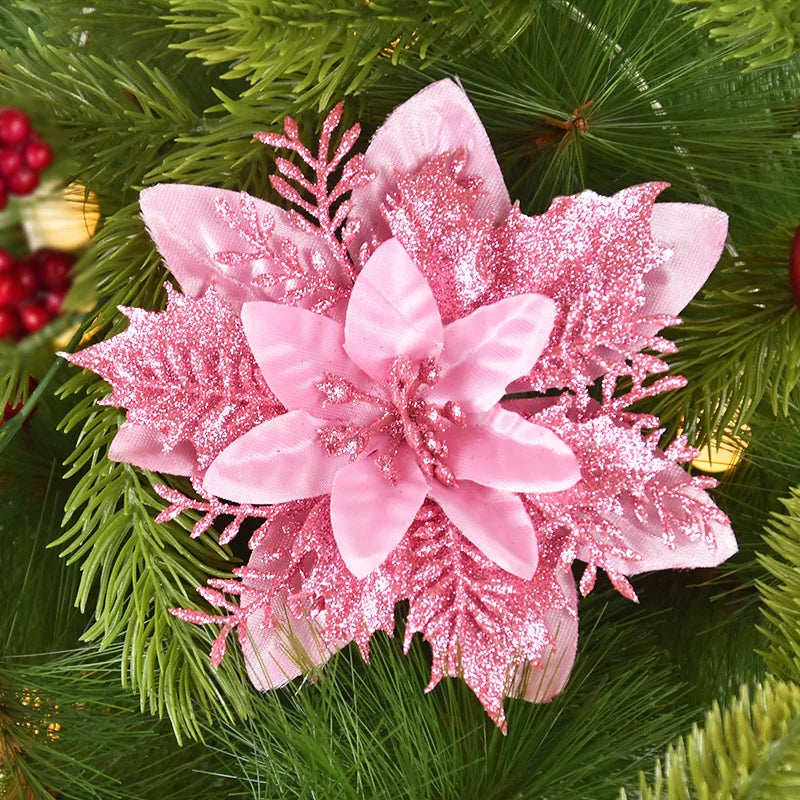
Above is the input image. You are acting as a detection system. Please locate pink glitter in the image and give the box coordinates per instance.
[69,79,737,728]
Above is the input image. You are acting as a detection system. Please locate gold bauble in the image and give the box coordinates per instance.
[21,181,100,251]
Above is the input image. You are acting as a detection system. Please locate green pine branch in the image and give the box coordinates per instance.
[53,378,253,739]
[357,0,800,244]
[0,30,207,202]
[166,0,539,115]
[647,227,800,446]
[758,485,800,683]
[221,597,694,800]
[0,648,228,800]
[620,679,800,800]
[673,0,800,69]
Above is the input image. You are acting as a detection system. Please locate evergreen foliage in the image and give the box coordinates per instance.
[758,485,800,682]
[649,228,800,445]
[0,0,798,796]
[620,679,800,800]
[220,598,694,800]
[166,0,538,113]
[673,0,800,69]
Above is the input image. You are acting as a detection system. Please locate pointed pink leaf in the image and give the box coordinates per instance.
[348,79,511,257]
[241,300,374,421]
[427,480,538,579]
[330,450,427,578]
[344,238,443,383]
[448,407,579,494]
[204,411,347,504]
[429,293,556,413]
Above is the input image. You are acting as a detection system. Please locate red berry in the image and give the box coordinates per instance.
[20,303,50,333]
[0,306,21,338]
[790,226,800,310]
[0,108,31,145]
[15,263,38,299]
[38,250,73,290]
[44,289,67,314]
[8,166,38,196]
[24,140,52,172]
[0,274,22,306]
[0,250,12,273]
[0,147,23,176]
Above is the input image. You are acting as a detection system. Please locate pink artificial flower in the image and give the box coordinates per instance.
[67,79,738,727]
[203,237,579,579]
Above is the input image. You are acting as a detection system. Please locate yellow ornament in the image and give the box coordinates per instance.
[21,181,100,251]
[690,429,749,473]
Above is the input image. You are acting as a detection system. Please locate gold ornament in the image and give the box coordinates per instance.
[21,181,100,251]
[691,428,749,474]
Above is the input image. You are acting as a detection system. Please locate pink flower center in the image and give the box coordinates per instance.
[316,356,466,486]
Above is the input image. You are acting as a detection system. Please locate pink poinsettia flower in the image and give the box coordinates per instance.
[67,78,739,726]
[203,236,580,579]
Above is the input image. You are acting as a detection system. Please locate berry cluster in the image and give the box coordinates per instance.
[0,247,73,339]
[0,107,53,210]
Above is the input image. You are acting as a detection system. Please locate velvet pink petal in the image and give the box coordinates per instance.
[642,203,728,319]
[514,569,578,703]
[449,407,579,493]
[330,449,428,578]
[594,465,738,575]
[108,422,198,476]
[348,79,511,256]
[241,301,374,422]
[241,511,341,689]
[242,595,335,690]
[344,238,443,383]
[204,410,345,504]
[428,480,538,579]
[428,293,556,413]
[140,184,340,309]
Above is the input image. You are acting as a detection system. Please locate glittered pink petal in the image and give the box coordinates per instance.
[108,422,197,476]
[643,203,728,319]
[514,569,578,703]
[241,301,374,422]
[428,480,538,579]
[344,238,443,383]
[449,407,579,493]
[204,410,344,503]
[348,79,511,256]
[428,293,556,413]
[140,184,340,309]
[330,448,428,578]
[596,465,738,574]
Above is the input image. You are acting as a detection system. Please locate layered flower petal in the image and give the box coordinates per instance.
[448,407,579,493]
[140,184,342,309]
[108,423,197,476]
[643,203,728,320]
[428,293,556,412]
[204,410,345,503]
[344,238,443,382]
[428,480,538,579]
[330,449,428,578]
[595,464,738,575]
[242,516,340,689]
[242,592,335,690]
[513,568,579,703]
[349,79,511,255]
[241,301,373,422]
